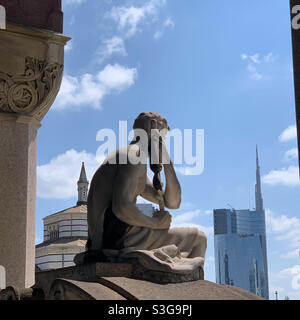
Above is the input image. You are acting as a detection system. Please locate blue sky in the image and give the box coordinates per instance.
[36,0,300,299]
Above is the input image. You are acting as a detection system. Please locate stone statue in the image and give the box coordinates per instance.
[79,112,207,278]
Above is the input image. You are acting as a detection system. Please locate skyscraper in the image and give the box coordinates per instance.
[213,147,269,299]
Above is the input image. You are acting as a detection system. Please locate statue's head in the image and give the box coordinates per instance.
[133,112,170,190]
[133,112,170,140]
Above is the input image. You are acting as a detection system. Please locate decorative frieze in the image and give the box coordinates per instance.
[0,57,63,120]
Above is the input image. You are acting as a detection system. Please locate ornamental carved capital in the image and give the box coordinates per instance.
[0,57,63,121]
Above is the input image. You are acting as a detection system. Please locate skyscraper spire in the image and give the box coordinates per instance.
[77,162,89,206]
[255,145,264,211]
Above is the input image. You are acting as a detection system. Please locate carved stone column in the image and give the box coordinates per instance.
[0,23,69,289]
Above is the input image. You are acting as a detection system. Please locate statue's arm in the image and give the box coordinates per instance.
[140,177,164,205]
[150,133,181,209]
[112,164,171,229]
[141,167,181,210]
[163,160,181,209]
[141,164,181,211]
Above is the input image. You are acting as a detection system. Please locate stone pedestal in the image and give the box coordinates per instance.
[32,263,264,300]
[0,23,69,289]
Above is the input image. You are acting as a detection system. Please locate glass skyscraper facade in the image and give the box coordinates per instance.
[213,147,269,299]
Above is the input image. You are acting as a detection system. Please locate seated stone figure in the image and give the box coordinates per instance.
[81,112,207,278]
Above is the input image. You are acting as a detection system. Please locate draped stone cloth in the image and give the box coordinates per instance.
[103,225,206,274]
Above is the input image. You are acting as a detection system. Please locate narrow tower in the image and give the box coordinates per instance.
[255,146,264,211]
[77,162,89,206]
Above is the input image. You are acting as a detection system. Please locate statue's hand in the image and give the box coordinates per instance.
[151,131,170,165]
[153,210,172,229]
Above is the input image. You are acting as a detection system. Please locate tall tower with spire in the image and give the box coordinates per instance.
[213,146,269,299]
[77,162,89,206]
[255,145,264,211]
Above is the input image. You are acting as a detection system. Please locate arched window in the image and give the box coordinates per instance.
[49,225,59,241]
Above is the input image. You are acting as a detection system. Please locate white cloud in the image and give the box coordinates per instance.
[241,53,260,64]
[65,41,73,53]
[172,209,213,236]
[172,209,202,224]
[277,265,300,290]
[279,125,297,143]
[241,52,276,81]
[241,52,276,65]
[37,149,103,199]
[101,0,171,66]
[109,0,167,38]
[266,209,300,236]
[284,148,298,163]
[262,126,298,187]
[97,37,127,62]
[266,209,300,299]
[266,209,300,250]
[262,166,299,187]
[269,267,300,299]
[278,264,300,278]
[54,64,137,110]
[154,17,175,40]
[98,63,136,89]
